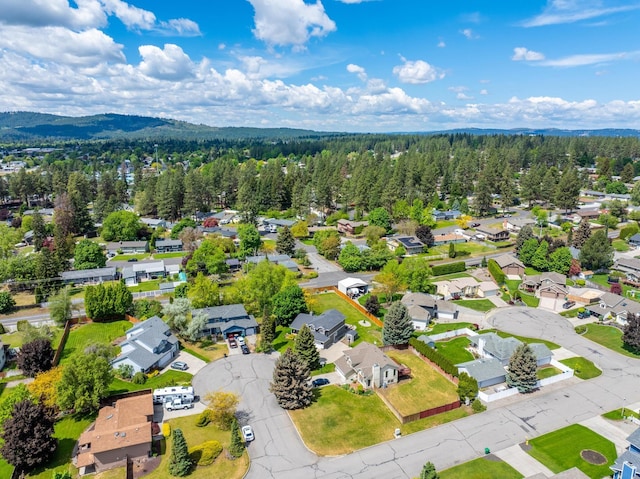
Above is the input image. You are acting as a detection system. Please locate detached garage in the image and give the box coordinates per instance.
[337,278,369,298]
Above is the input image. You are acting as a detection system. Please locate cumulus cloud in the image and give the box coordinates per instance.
[437,40,446,48]
[158,18,201,36]
[247,0,336,48]
[393,58,444,84]
[512,47,545,61]
[347,63,367,81]
[480,89,488,95]
[138,44,195,80]
[0,0,107,29]
[522,0,640,27]
[101,0,155,29]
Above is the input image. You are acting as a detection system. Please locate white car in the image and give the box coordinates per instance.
[241,425,254,442]
[237,336,245,346]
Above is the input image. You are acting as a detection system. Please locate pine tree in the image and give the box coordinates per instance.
[259,313,276,351]
[572,220,592,248]
[579,229,614,272]
[31,209,46,252]
[448,242,456,258]
[275,225,296,256]
[506,343,538,393]
[270,349,313,410]
[420,461,439,479]
[228,417,245,459]
[382,302,413,346]
[515,224,534,252]
[623,313,640,352]
[294,324,321,370]
[168,428,192,477]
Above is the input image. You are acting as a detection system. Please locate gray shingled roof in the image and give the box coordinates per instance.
[193,304,249,320]
[290,309,346,334]
[61,267,116,281]
[457,357,506,383]
[627,427,640,448]
[113,316,178,370]
[611,449,640,475]
[156,239,182,248]
[493,254,524,269]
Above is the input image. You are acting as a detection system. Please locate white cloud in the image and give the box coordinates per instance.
[461,28,476,39]
[247,0,336,48]
[480,89,488,95]
[457,93,473,100]
[437,40,446,48]
[158,18,201,37]
[336,0,373,3]
[512,47,545,61]
[393,58,444,84]
[0,0,107,29]
[539,50,640,67]
[100,0,155,29]
[522,0,640,27]
[138,44,195,81]
[347,63,367,81]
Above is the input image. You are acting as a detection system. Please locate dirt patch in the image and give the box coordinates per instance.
[580,449,607,465]
[132,455,162,478]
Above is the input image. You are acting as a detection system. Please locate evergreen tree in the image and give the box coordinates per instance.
[382,302,413,346]
[554,167,581,213]
[623,313,640,352]
[168,428,192,477]
[473,172,493,216]
[270,348,313,410]
[506,343,538,393]
[419,461,439,479]
[228,418,245,459]
[579,229,614,272]
[294,324,321,370]
[259,312,276,351]
[448,242,456,258]
[275,225,296,256]
[31,209,46,252]
[572,220,592,248]
[515,224,534,252]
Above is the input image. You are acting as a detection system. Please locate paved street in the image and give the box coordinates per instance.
[192,306,640,478]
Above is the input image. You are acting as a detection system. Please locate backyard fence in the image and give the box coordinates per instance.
[376,390,460,424]
[425,328,476,342]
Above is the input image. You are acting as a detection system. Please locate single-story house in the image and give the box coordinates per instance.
[611,427,640,479]
[572,209,600,223]
[475,227,510,242]
[388,236,425,255]
[61,267,117,285]
[493,254,525,277]
[457,357,506,389]
[192,304,259,338]
[246,254,299,273]
[337,219,368,235]
[432,233,467,246]
[75,393,154,474]
[111,316,179,374]
[477,281,501,297]
[468,333,552,367]
[629,233,640,248]
[432,210,461,221]
[132,261,167,283]
[263,218,296,229]
[587,292,640,325]
[503,217,536,232]
[225,258,242,273]
[140,217,166,229]
[433,277,479,300]
[335,342,399,389]
[290,309,349,349]
[106,241,148,254]
[401,292,459,324]
[337,277,369,297]
[614,257,640,281]
[199,226,237,238]
[155,239,183,253]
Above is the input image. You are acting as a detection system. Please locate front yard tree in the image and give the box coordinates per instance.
[74,239,106,270]
[572,220,592,248]
[515,224,534,252]
[457,372,479,404]
[188,273,220,309]
[272,285,308,327]
[374,260,407,305]
[415,225,435,248]
[259,312,276,351]
[57,352,114,413]
[228,417,245,459]
[368,207,391,232]
[623,313,640,351]
[17,338,54,377]
[382,302,413,346]
[270,348,313,410]
[204,391,239,430]
[49,286,75,326]
[0,399,56,473]
[0,291,16,314]
[294,324,321,370]
[506,343,538,393]
[579,229,614,272]
[168,428,192,477]
[276,225,296,256]
[238,223,261,257]
[419,461,440,479]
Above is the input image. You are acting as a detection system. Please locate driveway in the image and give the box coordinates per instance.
[157,350,207,376]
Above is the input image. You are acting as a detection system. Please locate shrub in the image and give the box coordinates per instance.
[576,279,586,286]
[487,259,505,284]
[162,423,172,437]
[189,440,223,466]
[0,291,16,314]
[16,320,29,332]
[471,398,486,412]
[431,261,466,276]
[575,325,587,334]
[409,338,458,377]
[132,372,147,384]
[196,409,213,427]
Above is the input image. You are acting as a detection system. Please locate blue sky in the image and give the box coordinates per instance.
[1,0,640,132]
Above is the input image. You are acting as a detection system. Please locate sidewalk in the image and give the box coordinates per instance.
[494,444,554,478]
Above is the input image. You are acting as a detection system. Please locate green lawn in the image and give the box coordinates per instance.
[431,242,494,257]
[559,357,602,380]
[400,406,472,435]
[581,323,640,358]
[380,350,459,416]
[613,239,630,252]
[273,326,294,353]
[435,220,458,229]
[435,337,474,365]
[109,370,192,394]
[28,414,96,479]
[527,424,616,478]
[453,299,495,312]
[153,252,187,259]
[537,365,562,379]
[505,279,522,291]
[128,279,162,292]
[312,292,382,346]
[429,322,474,334]
[430,272,473,280]
[440,457,523,479]
[524,267,542,275]
[110,253,151,261]
[60,320,133,364]
[519,292,540,308]
[1,327,65,349]
[603,408,640,421]
[590,274,635,299]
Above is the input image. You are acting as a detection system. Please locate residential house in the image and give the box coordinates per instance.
[432,233,467,246]
[614,257,640,281]
[334,342,399,389]
[246,254,299,273]
[111,316,179,374]
[468,333,552,367]
[477,281,501,297]
[503,217,536,232]
[290,310,349,349]
[199,226,237,238]
[388,236,425,255]
[493,254,525,277]
[192,304,259,338]
[23,230,34,245]
[155,239,183,253]
[433,277,479,300]
[61,267,117,285]
[263,218,296,229]
[457,357,506,388]
[401,292,459,329]
[586,292,640,325]
[75,393,154,474]
[629,233,640,249]
[133,261,167,281]
[139,217,166,229]
[475,227,510,242]
[611,427,640,479]
[106,241,148,255]
[432,210,462,221]
[572,209,600,224]
[225,258,242,273]
[337,219,368,235]
[521,272,567,292]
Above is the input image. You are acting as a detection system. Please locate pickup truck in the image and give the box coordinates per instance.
[165,399,194,411]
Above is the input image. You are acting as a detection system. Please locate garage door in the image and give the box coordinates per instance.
[538,297,557,311]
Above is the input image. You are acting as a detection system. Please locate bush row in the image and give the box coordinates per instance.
[409,338,458,377]
[487,259,505,285]
[431,261,466,276]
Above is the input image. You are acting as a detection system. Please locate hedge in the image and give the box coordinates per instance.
[189,440,223,466]
[409,338,458,377]
[487,259,505,284]
[431,261,466,276]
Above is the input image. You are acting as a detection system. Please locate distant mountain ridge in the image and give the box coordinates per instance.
[1,111,639,141]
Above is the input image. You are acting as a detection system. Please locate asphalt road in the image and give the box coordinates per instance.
[192,307,640,478]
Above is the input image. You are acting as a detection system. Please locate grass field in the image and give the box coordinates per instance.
[181,340,226,362]
[453,299,495,312]
[400,406,472,435]
[429,322,474,334]
[581,323,640,358]
[612,239,630,252]
[1,327,65,349]
[379,350,459,416]
[559,357,601,380]
[435,337,474,364]
[128,279,162,292]
[312,292,382,346]
[519,292,540,308]
[109,370,192,394]
[537,365,562,379]
[431,242,494,257]
[60,320,133,364]
[524,267,542,275]
[144,414,249,479]
[289,386,399,455]
[110,253,151,261]
[603,408,640,421]
[154,252,188,259]
[527,424,616,478]
[440,457,523,479]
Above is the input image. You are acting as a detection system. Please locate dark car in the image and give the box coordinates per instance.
[562,301,576,309]
[577,310,590,319]
[127,258,138,262]
[241,345,250,355]
[470,222,481,227]
[170,361,189,371]
[312,378,330,387]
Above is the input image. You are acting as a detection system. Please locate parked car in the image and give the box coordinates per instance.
[228,337,238,348]
[563,301,576,309]
[470,222,481,227]
[241,344,250,354]
[237,336,245,346]
[170,361,189,371]
[127,258,138,262]
[577,310,590,319]
[165,398,193,411]
[241,425,254,442]
[312,378,330,387]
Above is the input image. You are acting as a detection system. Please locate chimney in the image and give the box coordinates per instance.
[478,337,485,357]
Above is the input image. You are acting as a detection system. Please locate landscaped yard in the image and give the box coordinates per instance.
[109,369,192,395]
[537,365,562,379]
[128,279,163,293]
[60,320,133,364]
[527,424,617,478]
[590,274,635,300]
[519,292,540,308]
[559,357,601,380]
[603,407,640,421]
[312,292,382,346]
[613,239,630,252]
[431,242,494,257]
[181,340,226,362]
[581,323,640,358]
[435,337,474,365]
[1,327,65,349]
[439,456,523,479]
[429,322,474,334]
[110,253,151,261]
[154,252,188,259]
[524,267,542,275]
[453,299,495,312]
[379,350,459,416]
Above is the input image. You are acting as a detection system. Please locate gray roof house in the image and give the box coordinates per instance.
[587,292,640,325]
[457,357,506,389]
[611,427,640,479]
[290,309,349,349]
[334,342,399,389]
[630,233,640,249]
[401,292,459,329]
[192,304,259,338]
[61,267,117,285]
[469,333,552,367]
[155,239,183,253]
[111,316,179,374]
[106,241,148,254]
[246,254,299,273]
[614,257,640,281]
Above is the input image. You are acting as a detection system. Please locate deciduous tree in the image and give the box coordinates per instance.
[415,225,434,248]
[28,366,63,409]
[0,292,16,314]
[506,343,538,393]
[188,273,220,309]
[623,313,640,352]
[238,224,261,258]
[270,348,313,410]
[272,285,308,326]
[57,352,114,413]
[382,302,413,346]
[364,295,380,315]
[18,338,54,377]
[204,391,239,430]
[374,260,407,305]
[101,210,143,242]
